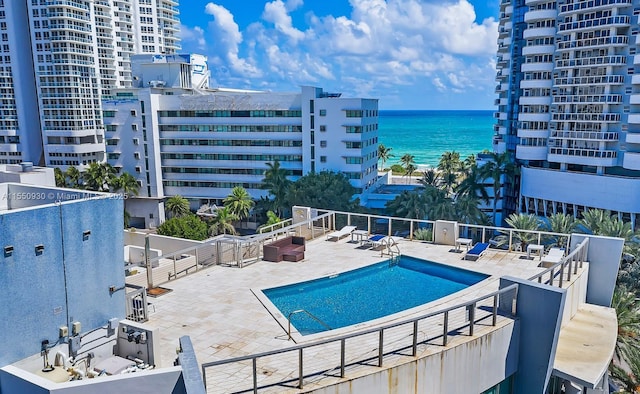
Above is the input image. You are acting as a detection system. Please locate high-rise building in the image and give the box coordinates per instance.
[102,54,379,228]
[494,0,640,228]
[0,0,180,169]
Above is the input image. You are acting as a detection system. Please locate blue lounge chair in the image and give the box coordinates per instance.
[364,234,387,248]
[464,242,490,261]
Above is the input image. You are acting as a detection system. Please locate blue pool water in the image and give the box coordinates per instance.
[263,256,488,335]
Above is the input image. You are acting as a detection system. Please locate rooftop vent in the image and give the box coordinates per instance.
[20,162,33,172]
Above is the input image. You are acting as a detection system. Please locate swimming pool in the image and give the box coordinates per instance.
[262,256,488,335]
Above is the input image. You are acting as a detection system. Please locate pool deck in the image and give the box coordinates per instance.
[141,236,548,393]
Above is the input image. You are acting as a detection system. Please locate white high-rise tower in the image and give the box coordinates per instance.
[0,0,180,169]
[494,0,640,228]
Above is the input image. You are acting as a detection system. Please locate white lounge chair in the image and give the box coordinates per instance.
[541,247,565,267]
[326,225,357,241]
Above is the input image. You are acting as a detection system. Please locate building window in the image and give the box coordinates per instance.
[320,125,326,132]
[131,124,138,130]
[320,140,327,148]
[130,110,137,116]
[320,156,327,163]
[319,109,326,116]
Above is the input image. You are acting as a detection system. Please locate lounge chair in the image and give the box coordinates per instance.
[464,242,490,261]
[540,247,564,267]
[363,234,387,248]
[326,225,357,241]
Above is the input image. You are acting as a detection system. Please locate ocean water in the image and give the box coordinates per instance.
[378,110,495,167]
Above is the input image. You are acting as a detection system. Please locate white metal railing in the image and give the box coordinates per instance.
[528,238,589,288]
[202,284,520,392]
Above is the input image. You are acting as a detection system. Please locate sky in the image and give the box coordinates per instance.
[178,0,501,110]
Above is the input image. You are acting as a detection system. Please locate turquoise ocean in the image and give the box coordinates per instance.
[378,110,495,168]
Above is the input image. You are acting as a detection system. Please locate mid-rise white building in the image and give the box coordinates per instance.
[494,0,640,227]
[103,54,379,227]
[0,0,180,170]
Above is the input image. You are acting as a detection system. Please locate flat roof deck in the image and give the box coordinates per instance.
[141,237,549,392]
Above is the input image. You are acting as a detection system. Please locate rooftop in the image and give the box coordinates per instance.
[130,224,593,393]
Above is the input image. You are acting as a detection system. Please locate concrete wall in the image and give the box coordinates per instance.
[434,220,457,246]
[309,322,518,394]
[0,191,124,366]
[570,234,623,307]
[0,365,186,394]
[521,167,640,213]
[123,231,202,255]
[499,276,566,392]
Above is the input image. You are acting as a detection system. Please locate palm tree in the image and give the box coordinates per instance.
[423,186,455,221]
[208,207,238,236]
[262,160,291,217]
[386,191,427,219]
[438,152,462,196]
[579,209,612,234]
[495,213,542,252]
[610,288,640,371]
[418,168,441,188]
[378,144,394,171]
[110,172,139,227]
[609,357,640,394]
[54,168,67,188]
[461,154,476,175]
[83,162,116,192]
[542,213,577,248]
[478,152,518,225]
[400,154,416,184]
[224,186,254,222]
[65,166,82,189]
[455,164,489,204]
[165,195,190,218]
[438,151,461,175]
[454,195,489,225]
[111,172,139,197]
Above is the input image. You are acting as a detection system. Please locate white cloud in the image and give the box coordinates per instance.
[422,0,499,55]
[179,24,206,50]
[204,3,261,76]
[262,0,305,43]
[180,0,500,108]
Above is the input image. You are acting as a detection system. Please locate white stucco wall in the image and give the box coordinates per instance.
[521,167,640,213]
[309,321,517,394]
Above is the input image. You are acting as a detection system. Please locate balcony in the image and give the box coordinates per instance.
[629,114,640,124]
[524,9,557,22]
[521,62,554,73]
[558,15,630,32]
[518,113,552,122]
[517,128,549,138]
[626,133,640,144]
[519,96,551,106]
[523,27,556,39]
[623,152,640,170]
[516,145,548,160]
[522,44,555,56]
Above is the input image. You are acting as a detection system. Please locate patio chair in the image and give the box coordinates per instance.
[541,247,565,267]
[463,242,490,261]
[326,225,357,241]
[363,234,387,249]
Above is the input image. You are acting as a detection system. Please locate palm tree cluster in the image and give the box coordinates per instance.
[54,163,139,197]
[385,150,517,226]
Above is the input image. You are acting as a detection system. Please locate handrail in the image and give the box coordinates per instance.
[202,283,520,391]
[528,238,589,287]
[287,309,332,339]
[380,237,401,257]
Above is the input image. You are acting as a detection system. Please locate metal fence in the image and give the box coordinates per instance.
[201,284,520,393]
